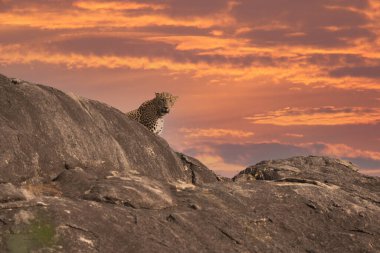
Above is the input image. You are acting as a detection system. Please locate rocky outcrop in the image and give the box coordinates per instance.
[0,74,379,253]
[0,74,190,185]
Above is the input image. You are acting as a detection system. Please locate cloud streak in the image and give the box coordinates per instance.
[0,5,231,29]
[245,106,380,126]
[180,128,254,139]
[284,133,304,138]
[73,1,167,11]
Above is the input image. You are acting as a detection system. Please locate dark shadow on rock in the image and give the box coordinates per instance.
[176,152,223,185]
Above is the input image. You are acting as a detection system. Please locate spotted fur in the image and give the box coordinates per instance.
[126,92,178,135]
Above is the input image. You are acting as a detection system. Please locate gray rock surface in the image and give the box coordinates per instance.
[0,73,379,253]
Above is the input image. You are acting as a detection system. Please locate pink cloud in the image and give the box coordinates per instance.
[180,128,254,138]
[245,106,380,126]
[284,133,304,138]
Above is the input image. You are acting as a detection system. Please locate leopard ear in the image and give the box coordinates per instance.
[155,92,159,97]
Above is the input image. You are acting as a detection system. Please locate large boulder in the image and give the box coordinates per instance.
[0,74,189,185]
[0,74,379,253]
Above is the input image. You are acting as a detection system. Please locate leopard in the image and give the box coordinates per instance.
[126,92,178,135]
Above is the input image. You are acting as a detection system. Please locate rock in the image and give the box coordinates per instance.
[0,73,187,185]
[177,152,222,185]
[0,73,379,253]
[233,156,380,204]
[233,156,361,183]
[83,176,174,209]
[52,166,97,198]
[0,183,26,203]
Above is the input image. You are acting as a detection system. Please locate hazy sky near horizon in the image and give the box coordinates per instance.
[1,0,380,177]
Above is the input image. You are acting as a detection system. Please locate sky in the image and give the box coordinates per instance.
[0,0,380,177]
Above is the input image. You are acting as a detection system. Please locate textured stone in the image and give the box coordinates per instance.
[0,74,187,185]
[0,74,379,253]
[0,183,26,203]
[176,152,222,185]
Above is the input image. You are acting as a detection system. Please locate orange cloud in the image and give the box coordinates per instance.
[73,1,167,11]
[180,128,254,138]
[147,35,249,51]
[0,6,232,29]
[143,36,380,89]
[245,106,380,126]
[3,41,380,91]
[210,30,224,36]
[2,39,380,91]
[1,0,380,91]
[0,44,199,71]
[284,133,304,138]
[0,44,307,81]
[234,27,251,36]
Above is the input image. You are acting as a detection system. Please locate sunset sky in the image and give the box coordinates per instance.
[1,0,380,177]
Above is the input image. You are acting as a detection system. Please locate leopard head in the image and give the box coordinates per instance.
[155,92,178,116]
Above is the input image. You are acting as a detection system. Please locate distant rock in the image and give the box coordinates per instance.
[0,74,379,253]
[234,155,378,193]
